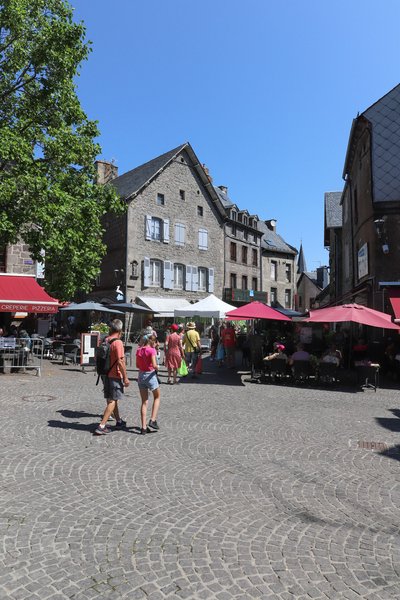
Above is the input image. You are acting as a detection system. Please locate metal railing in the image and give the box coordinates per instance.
[0,337,43,376]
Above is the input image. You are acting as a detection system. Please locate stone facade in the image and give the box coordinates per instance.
[95,146,225,304]
[262,251,297,309]
[0,242,36,275]
[336,84,400,313]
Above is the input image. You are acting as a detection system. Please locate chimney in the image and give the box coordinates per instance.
[95,160,118,185]
[202,163,213,183]
[218,185,228,195]
[265,219,277,232]
[316,266,329,289]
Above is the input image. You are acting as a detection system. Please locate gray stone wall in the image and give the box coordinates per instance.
[124,149,224,302]
[4,241,36,275]
[262,252,297,308]
[224,223,262,291]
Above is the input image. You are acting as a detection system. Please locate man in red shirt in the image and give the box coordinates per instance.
[95,319,130,435]
[221,321,237,368]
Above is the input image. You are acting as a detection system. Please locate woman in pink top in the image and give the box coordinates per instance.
[164,324,185,384]
[135,335,160,435]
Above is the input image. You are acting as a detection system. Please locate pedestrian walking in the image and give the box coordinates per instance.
[136,334,160,435]
[221,321,237,368]
[95,319,129,435]
[183,322,201,377]
[164,324,185,384]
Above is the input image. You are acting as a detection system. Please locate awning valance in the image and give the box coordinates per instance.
[387,289,400,320]
[136,295,191,318]
[0,274,59,313]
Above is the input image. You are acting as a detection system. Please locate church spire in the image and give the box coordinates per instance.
[297,243,307,274]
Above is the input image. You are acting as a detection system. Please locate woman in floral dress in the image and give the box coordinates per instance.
[164,324,185,384]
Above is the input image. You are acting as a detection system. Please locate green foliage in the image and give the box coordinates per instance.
[0,0,124,299]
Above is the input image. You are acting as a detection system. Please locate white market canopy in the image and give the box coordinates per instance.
[136,296,191,318]
[174,294,236,319]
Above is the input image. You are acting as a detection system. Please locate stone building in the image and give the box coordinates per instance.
[334,84,400,317]
[323,192,342,305]
[214,186,266,305]
[93,143,225,314]
[259,220,298,310]
[0,243,39,276]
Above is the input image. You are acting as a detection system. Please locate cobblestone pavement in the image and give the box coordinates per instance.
[1,357,400,599]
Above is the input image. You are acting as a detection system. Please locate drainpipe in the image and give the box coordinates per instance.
[344,174,356,290]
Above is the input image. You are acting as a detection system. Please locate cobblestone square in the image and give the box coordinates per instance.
[1,359,400,599]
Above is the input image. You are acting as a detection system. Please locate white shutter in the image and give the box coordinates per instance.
[163,260,173,289]
[181,223,185,245]
[192,266,198,291]
[163,219,170,243]
[198,229,202,249]
[208,268,214,292]
[175,223,185,246]
[145,215,152,240]
[204,229,208,249]
[144,256,151,286]
[186,265,192,291]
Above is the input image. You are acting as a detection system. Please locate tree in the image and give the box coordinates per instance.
[0,0,124,299]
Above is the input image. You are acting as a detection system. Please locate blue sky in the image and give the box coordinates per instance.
[71,0,400,272]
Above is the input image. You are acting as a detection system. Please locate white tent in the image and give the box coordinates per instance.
[174,294,236,319]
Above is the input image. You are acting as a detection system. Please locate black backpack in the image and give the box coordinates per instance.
[95,337,118,384]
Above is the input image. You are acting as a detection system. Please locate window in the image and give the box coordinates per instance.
[270,287,277,304]
[231,224,237,236]
[230,273,237,288]
[252,249,258,267]
[175,223,185,246]
[174,264,184,289]
[198,228,208,250]
[271,260,277,281]
[249,218,253,228]
[238,213,243,223]
[145,215,169,243]
[179,189,185,201]
[150,217,162,241]
[243,215,248,226]
[230,242,237,261]
[198,267,207,291]
[285,263,291,283]
[242,246,248,264]
[150,259,161,286]
[252,277,257,291]
[285,289,291,309]
[130,260,139,278]
[242,275,248,290]
[197,205,203,217]
[157,193,165,206]
[243,230,248,241]
[231,210,237,221]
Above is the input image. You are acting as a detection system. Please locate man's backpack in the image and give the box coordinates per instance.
[95,337,118,385]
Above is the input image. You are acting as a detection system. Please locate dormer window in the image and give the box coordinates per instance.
[238,213,243,223]
[243,215,248,225]
[231,210,237,221]
[249,218,253,227]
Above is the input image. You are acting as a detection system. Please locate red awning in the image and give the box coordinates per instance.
[0,274,59,313]
[388,290,400,320]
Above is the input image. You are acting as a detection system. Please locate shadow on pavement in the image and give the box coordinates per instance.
[48,419,96,433]
[375,408,400,433]
[57,409,100,419]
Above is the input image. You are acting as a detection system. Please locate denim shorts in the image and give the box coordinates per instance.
[103,377,124,401]
[138,370,159,391]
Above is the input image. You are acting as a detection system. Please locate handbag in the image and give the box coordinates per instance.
[177,358,188,377]
[195,354,203,374]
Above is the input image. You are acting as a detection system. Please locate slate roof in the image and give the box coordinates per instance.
[111,144,188,200]
[324,192,342,228]
[258,220,297,255]
[214,186,234,209]
[297,243,307,273]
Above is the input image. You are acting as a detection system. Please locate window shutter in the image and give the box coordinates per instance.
[163,219,170,243]
[192,266,198,291]
[163,261,173,289]
[186,265,192,291]
[181,224,186,245]
[145,215,152,240]
[208,268,214,292]
[204,230,208,249]
[144,256,150,286]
